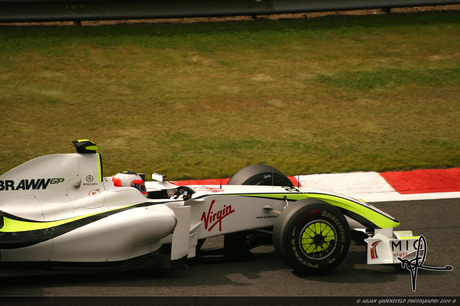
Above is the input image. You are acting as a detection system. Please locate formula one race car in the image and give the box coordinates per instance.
[0,140,422,275]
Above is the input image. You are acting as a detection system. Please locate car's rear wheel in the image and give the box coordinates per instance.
[227,164,293,187]
[273,199,351,275]
[221,165,292,257]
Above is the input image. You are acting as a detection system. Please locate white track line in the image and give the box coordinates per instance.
[297,172,460,203]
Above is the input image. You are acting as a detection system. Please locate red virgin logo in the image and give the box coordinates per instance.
[201,200,235,232]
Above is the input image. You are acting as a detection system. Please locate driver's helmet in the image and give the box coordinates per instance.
[112,171,147,197]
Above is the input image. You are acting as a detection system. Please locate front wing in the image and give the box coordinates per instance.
[365,228,421,264]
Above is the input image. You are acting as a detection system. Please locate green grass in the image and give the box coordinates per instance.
[0,11,459,179]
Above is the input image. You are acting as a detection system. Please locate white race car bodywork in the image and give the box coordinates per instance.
[0,141,419,274]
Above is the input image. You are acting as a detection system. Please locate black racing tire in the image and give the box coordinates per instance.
[273,199,351,275]
[228,164,293,187]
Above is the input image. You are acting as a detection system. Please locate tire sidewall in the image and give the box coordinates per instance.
[274,200,350,275]
[228,164,293,187]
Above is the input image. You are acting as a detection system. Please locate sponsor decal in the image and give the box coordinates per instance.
[370,238,426,261]
[0,178,65,191]
[392,239,425,259]
[370,240,381,259]
[307,208,320,219]
[88,189,101,197]
[201,200,235,232]
[83,174,97,186]
[256,215,278,219]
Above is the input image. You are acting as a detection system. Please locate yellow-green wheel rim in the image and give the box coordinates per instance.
[299,220,337,260]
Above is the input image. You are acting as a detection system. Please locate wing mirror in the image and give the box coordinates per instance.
[151,173,167,182]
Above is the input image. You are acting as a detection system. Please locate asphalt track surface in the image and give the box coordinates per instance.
[1,198,458,305]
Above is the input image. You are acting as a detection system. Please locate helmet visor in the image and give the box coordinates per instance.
[131,179,147,194]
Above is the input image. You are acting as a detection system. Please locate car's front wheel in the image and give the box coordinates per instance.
[273,199,351,275]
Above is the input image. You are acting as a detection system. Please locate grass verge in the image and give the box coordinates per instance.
[0,10,459,179]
